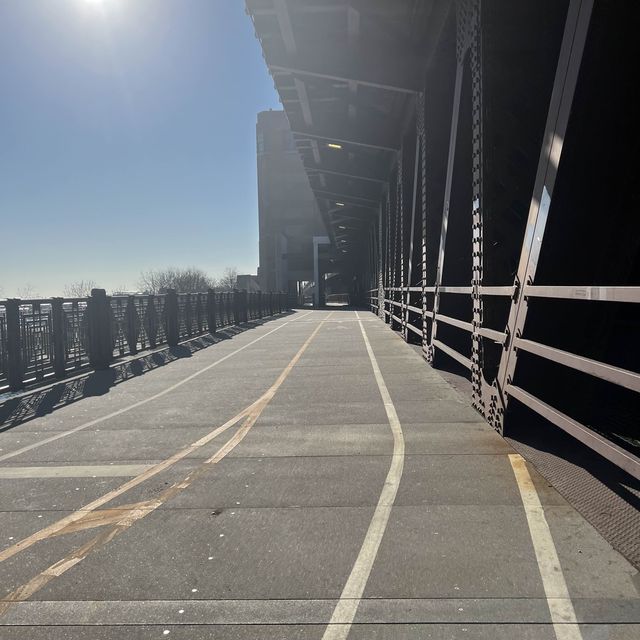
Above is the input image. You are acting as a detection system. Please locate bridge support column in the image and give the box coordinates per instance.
[164,289,179,347]
[86,289,114,370]
[125,296,139,355]
[5,299,24,391]
[243,289,249,323]
[207,289,217,334]
[51,298,66,380]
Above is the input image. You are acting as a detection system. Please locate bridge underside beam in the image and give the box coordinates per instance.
[247,0,640,482]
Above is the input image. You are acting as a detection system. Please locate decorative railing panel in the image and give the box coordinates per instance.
[20,301,54,383]
[62,300,89,372]
[0,288,287,392]
[0,313,7,387]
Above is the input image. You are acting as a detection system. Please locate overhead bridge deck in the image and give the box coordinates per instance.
[0,310,638,639]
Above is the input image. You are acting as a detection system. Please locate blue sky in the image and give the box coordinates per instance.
[0,0,281,296]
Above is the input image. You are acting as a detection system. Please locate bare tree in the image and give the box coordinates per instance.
[17,283,40,299]
[111,285,133,296]
[215,266,238,291]
[64,280,98,298]
[138,267,215,294]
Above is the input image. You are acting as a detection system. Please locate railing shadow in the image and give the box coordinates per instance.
[0,313,293,433]
[505,406,640,509]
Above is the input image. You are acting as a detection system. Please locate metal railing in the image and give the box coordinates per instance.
[371,284,640,479]
[0,288,288,392]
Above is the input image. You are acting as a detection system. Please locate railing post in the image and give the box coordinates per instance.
[144,295,158,348]
[188,293,196,337]
[241,289,248,323]
[232,289,240,325]
[257,292,263,319]
[226,292,233,326]
[6,299,24,391]
[196,293,204,333]
[125,296,139,355]
[51,298,66,378]
[269,292,274,317]
[207,289,217,334]
[86,289,114,370]
[165,288,179,347]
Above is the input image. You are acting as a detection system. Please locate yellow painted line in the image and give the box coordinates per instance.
[509,454,583,640]
[0,311,314,464]
[0,310,317,566]
[0,413,245,564]
[321,310,405,639]
[50,501,160,538]
[0,312,333,615]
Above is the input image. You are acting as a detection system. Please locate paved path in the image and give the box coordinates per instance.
[0,310,638,639]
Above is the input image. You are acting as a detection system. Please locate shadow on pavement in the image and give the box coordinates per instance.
[505,402,640,569]
[0,313,293,433]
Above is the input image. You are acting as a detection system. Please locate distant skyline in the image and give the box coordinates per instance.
[0,0,281,297]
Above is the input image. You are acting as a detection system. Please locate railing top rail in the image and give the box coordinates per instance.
[1,297,90,305]
[1,288,288,393]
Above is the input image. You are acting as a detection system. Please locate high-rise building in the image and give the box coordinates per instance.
[256,110,327,299]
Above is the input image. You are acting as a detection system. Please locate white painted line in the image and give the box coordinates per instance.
[0,597,579,626]
[509,453,583,640]
[321,310,405,639]
[291,319,378,323]
[0,313,334,609]
[0,311,314,464]
[0,465,154,479]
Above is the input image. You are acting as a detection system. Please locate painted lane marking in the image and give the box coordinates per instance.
[0,311,319,565]
[0,413,245,564]
[0,465,153,479]
[0,596,584,625]
[290,319,378,323]
[509,453,583,640]
[321,310,405,639]
[0,313,333,614]
[0,311,314,464]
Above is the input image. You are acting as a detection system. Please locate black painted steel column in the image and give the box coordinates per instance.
[86,289,114,369]
[164,289,179,347]
[207,289,217,334]
[5,299,24,391]
[51,297,66,379]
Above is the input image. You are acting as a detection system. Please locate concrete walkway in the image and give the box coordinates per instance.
[0,309,638,639]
